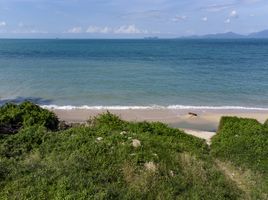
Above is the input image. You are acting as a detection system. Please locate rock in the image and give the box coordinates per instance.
[120,131,127,135]
[132,139,141,148]
[169,170,174,177]
[144,162,157,172]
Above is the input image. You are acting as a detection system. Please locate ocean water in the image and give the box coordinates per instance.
[0,39,268,110]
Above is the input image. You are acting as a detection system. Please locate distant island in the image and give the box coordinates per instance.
[181,29,268,39]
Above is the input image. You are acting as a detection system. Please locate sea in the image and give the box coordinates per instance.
[0,39,268,110]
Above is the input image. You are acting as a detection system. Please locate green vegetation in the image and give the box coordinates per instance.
[211,117,268,173]
[0,104,240,199]
[211,117,268,199]
[0,102,59,134]
[0,103,267,199]
[264,119,268,128]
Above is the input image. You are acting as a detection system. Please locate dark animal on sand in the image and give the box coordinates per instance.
[188,112,198,117]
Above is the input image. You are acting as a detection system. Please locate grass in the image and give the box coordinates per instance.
[211,117,268,199]
[215,160,267,200]
[264,119,268,128]
[211,117,268,173]
[0,106,241,199]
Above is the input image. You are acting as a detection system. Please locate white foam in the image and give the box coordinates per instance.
[41,104,268,111]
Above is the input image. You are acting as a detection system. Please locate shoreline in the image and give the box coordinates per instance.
[42,105,268,111]
[51,108,268,132]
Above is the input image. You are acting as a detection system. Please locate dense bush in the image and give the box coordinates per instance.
[211,117,268,173]
[0,112,241,199]
[264,119,268,128]
[0,102,59,134]
[210,117,268,199]
[90,112,210,158]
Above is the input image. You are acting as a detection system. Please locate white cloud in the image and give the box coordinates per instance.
[114,25,146,34]
[86,26,111,34]
[202,17,208,21]
[86,25,148,34]
[67,27,82,33]
[0,21,7,27]
[99,27,110,34]
[8,22,48,34]
[230,10,239,18]
[11,29,48,34]
[224,18,231,24]
[171,15,187,22]
[224,10,238,24]
[201,4,235,12]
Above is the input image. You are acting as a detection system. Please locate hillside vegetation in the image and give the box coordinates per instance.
[211,117,268,199]
[211,117,268,173]
[0,102,267,199]
[0,102,59,135]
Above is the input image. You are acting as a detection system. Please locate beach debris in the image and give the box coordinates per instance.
[120,131,127,135]
[96,137,103,141]
[132,139,141,148]
[144,162,157,172]
[188,112,198,117]
[169,170,175,177]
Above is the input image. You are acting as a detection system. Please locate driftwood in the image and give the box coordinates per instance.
[188,112,198,117]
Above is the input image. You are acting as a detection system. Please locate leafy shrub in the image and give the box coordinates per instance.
[0,125,47,158]
[211,117,268,173]
[264,119,268,128]
[211,117,268,199]
[89,112,210,157]
[0,101,59,134]
[88,111,126,131]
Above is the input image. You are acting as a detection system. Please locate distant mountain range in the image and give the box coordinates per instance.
[183,29,268,39]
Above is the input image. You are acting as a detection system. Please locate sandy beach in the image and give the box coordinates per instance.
[51,108,267,142]
[53,109,268,129]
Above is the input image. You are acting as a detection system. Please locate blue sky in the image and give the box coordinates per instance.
[0,0,267,38]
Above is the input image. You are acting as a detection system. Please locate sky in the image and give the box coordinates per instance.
[0,0,267,38]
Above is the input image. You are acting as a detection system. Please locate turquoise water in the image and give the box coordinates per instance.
[0,39,268,109]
